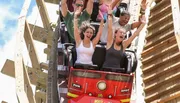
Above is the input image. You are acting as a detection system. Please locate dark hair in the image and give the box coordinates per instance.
[114,27,126,34]
[73,0,84,4]
[120,10,130,17]
[79,21,95,40]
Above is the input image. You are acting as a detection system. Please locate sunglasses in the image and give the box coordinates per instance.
[75,4,84,7]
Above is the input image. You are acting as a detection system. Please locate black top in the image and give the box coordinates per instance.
[103,43,124,69]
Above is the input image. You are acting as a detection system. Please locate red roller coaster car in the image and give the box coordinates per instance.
[58,41,137,103]
[58,21,137,103]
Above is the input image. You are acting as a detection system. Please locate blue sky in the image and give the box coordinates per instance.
[0,0,36,46]
[0,0,36,102]
[0,1,58,102]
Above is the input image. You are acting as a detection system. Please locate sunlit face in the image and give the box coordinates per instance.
[114,29,126,42]
[84,28,94,39]
[73,0,84,12]
[119,14,130,26]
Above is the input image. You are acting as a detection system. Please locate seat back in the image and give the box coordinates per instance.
[90,22,100,40]
[124,50,138,73]
[102,50,137,74]
[92,43,106,70]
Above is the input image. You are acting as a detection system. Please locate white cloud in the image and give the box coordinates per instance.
[0,2,19,47]
[27,2,59,27]
[0,2,59,102]
[0,34,18,103]
[0,3,19,31]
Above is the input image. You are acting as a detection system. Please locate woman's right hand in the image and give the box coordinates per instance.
[74,8,81,18]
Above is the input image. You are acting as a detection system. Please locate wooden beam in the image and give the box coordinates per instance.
[1,101,7,103]
[35,0,54,48]
[35,87,46,103]
[23,61,37,103]
[14,0,36,102]
[47,20,59,103]
[40,62,48,70]
[158,92,180,103]
[24,20,41,71]
[1,59,47,88]
[44,47,50,55]
[29,23,53,45]
[36,0,51,30]
[35,90,46,100]
[171,0,180,51]
[44,0,59,4]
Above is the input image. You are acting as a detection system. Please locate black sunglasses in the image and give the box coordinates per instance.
[76,4,84,7]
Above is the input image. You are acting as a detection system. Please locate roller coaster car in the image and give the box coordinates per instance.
[59,41,137,103]
[58,22,137,103]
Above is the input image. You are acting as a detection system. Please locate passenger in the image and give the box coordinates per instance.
[96,0,118,22]
[61,0,94,43]
[102,7,146,70]
[74,8,104,65]
[115,0,130,17]
[100,0,148,42]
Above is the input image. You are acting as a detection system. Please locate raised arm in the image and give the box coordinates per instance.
[106,8,113,49]
[123,15,146,49]
[61,0,68,17]
[131,0,148,29]
[92,14,104,47]
[86,0,94,15]
[74,9,82,46]
[111,0,121,9]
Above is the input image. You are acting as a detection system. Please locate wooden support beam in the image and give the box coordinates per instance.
[44,47,51,55]
[1,59,47,88]
[14,0,36,102]
[35,87,46,103]
[24,20,41,71]
[171,0,180,51]
[35,0,54,48]
[40,62,49,70]
[29,23,53,45]
[47,20,59,103]
[158,92,180,103]
[44,0,59,4]
[1,101,7,103]
[36,0,51,30]
[35,90,46,100]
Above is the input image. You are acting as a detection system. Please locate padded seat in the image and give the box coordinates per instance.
[92,43,106,70]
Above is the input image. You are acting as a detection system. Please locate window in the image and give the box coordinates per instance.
[72,70,101,79]
[105,74,131,82]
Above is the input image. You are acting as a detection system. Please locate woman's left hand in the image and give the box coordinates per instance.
[140,15,146,23]
[141,0,148,11]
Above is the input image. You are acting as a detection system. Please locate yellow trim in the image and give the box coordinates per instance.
[120,98,130,103]
[67,92,79,98]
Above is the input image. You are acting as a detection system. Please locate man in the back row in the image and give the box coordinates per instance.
[61,0,94,43]
[101,0,147,42]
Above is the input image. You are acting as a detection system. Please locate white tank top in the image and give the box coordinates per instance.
[76,41,94,64]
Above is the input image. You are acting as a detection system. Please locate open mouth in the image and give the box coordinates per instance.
[86,35,91,39]
[119,36,123,38]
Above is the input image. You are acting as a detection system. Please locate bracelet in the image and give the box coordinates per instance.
[140,8,145,14]
[108,14,112,16]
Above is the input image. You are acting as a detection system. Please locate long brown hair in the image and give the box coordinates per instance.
[79,21,95,40]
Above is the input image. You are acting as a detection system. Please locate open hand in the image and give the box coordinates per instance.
[141,0,148,11]
[74,8,81,18]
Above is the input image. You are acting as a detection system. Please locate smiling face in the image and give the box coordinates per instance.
[73,0,84,12]
[119,14,130,26]
[84,28,94,40]
[114,28,126,43]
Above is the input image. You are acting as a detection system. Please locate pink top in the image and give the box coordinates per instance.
[97,0,116,21]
